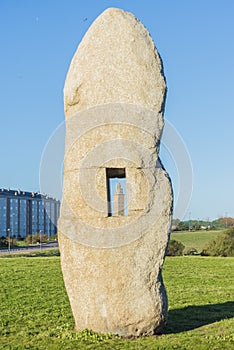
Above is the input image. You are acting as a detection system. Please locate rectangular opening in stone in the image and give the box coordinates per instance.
[106,168,127,217]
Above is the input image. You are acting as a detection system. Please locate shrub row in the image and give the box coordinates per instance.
[167,227,234,257]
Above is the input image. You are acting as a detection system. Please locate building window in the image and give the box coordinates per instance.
[106,168,127,217]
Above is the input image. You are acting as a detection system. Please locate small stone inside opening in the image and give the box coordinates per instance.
[106,168,127,217]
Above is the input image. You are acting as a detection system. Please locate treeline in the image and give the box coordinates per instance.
[167,227,234,257]
[0,234,57,248]
[172,217,234,231]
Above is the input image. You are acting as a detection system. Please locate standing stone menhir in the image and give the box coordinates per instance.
[58,7,173,336]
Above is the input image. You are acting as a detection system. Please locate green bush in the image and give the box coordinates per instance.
[166,239,185,256]
[24,233,50,245]
[201,227,234,257]
[0,236,7,248]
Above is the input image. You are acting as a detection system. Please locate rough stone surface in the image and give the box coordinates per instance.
[64,7,166,117]
[59,7,173,337]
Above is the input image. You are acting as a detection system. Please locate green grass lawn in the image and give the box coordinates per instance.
[0,255,233,349]
[171,230,224,253]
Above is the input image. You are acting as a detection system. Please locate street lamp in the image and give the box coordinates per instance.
[12,213,15,248]
[7,228,10,252]
[39,229,42,250]
[32,215,34,245]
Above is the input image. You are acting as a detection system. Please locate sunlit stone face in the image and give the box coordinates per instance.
[58,7,173,336]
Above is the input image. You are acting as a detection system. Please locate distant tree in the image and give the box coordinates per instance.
[53,234,58,241]
[24,235,33,245]
[166,239,185,256]
[194,222,201,231]
[24,233,52,245]
[201,227,234,257]
[173,221,189,231]
[172,218,181,230]
[214,217,234,228]
[0,236,7,247]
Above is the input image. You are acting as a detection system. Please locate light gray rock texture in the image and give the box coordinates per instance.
[58,7,173,336]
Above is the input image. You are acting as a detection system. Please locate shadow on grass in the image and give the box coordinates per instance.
[165,301,234,334]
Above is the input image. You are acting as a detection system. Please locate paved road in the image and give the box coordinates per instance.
[0,241,59,255]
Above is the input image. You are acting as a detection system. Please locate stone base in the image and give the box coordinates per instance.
[59,233,168,336]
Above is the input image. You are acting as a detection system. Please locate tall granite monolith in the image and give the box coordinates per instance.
[58,8,173,336]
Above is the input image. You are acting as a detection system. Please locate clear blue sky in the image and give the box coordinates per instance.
[0,0,233,221]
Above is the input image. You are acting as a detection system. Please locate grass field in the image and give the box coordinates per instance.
[171,230,224,253]
[0,255,233,349]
